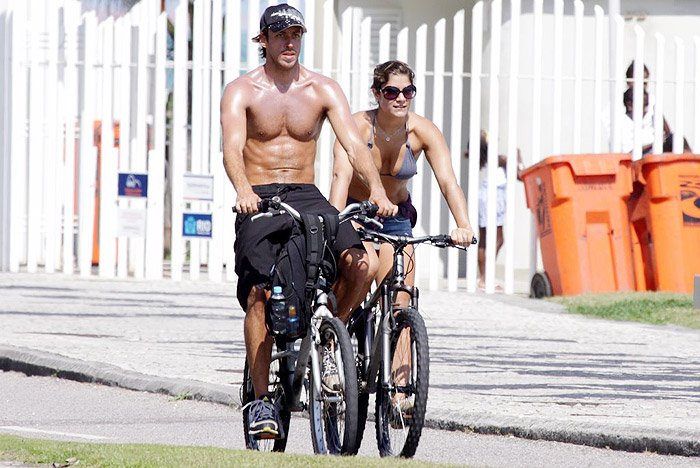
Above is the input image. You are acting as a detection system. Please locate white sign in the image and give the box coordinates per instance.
[183,174,214,201]
[117,207,146,238]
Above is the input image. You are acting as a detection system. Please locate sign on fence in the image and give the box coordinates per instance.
[118,173,148,198]
[117,208,147,238]
[183,174,214,201]
[183,213,213,238]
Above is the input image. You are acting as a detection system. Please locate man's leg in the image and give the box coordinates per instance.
[334,247,374,323]
[244,285,278,437]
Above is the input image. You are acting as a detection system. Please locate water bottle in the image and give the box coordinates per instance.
[269,286,287,334]
[286,305,301,338]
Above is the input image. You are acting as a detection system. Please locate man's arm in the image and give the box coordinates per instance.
[330,137,353,211]
[321,80,397,217]
[220,80,260,214]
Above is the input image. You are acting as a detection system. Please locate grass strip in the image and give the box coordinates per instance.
[546,291,698,329]
[0,434,456,468]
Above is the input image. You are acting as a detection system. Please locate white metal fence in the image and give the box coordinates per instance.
[1,0,698,294]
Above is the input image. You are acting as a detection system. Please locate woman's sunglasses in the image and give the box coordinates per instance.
[380,84,417,100]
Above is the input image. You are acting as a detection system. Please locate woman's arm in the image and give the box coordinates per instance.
[419,117,475,245]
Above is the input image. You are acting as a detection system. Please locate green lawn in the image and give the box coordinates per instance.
[0,434,458,468]
[546,291,698,329]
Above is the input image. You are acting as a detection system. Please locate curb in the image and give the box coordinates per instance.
[2,344,699,458]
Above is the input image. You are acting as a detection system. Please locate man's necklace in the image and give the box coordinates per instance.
[376,122,405,142]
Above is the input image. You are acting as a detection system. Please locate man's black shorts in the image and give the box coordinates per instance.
[234,184,365,311]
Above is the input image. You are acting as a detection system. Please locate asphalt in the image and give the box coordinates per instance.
[0,271,698,458]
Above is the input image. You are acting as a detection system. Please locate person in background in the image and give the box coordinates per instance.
[464,130,523,292]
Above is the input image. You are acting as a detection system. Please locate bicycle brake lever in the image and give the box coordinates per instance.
[360,216,383,230]
[251,212,273,222]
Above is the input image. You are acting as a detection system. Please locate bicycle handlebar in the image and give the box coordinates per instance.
[232,197,378,225]
[359,226,477,250]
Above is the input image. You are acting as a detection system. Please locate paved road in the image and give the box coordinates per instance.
[3,371,699,468]
[0,272,698,458]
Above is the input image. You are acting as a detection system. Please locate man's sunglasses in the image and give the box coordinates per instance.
[380,85,417,100]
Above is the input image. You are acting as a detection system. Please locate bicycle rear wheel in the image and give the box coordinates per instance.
[375,307,429,457]
[308,316,359,455]
[241,354,291,452]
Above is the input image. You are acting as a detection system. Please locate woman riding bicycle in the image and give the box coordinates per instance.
[330,60,475,413]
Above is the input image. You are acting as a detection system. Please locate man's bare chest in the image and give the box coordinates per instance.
[247,92,325,141]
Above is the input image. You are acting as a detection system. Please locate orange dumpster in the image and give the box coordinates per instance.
[521,154,636,296]
[628,154,700,293]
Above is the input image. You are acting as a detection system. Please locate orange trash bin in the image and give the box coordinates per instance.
[521,154,636,296]
[628,154,700,293]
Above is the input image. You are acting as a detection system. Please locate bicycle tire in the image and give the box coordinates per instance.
[350,316,370,451]
[241,356,291,452]
[308,316,359,455]
[375,307,429,458]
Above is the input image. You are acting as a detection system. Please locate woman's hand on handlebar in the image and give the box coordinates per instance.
[234,191,262,214]
[450,226,477,247]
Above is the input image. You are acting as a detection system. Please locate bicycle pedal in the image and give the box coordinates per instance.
[254,430,279,440]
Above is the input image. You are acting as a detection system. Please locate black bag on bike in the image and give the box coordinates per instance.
[265,213,340,339]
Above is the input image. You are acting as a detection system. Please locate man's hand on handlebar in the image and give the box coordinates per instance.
[234,191,262,214]
[368,190,398,218]
[450,226,477,247]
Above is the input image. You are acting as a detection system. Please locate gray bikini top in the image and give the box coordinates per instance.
[368,114,418,181]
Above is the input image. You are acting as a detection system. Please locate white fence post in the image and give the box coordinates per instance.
[572,0,583,154]
[170,0,189,281]
[448,9,465,292]
[552,0,563,156]
[466,1,483,294]
[484,0,501,295]
[428,18,446,292]
[98,17,117,278]
[78,13,98,277]
[504,0,520,295]
[593,6,604,154]
[209,0,224,283]
[528,0,543,284]
[146,11,168,280]
[632,26,645,161]
[653,33,666,155]
[673,38,685,154]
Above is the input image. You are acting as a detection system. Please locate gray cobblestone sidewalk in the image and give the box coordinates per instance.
[0,272,698,456]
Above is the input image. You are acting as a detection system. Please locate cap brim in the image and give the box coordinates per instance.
[267,21,306,33]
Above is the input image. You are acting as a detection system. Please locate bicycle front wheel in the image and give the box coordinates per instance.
[308,316,359,455]
[375,307,429,458]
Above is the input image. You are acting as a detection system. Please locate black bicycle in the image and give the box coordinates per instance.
[239,197,377,455]
[347,226,476,457]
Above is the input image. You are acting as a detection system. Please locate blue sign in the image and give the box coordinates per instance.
[183,213,212,238]
[118,173,148,198]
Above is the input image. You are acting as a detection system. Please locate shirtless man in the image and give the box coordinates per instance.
[220,4,396,438]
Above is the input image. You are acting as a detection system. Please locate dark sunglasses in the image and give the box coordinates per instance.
[380,84,417,100]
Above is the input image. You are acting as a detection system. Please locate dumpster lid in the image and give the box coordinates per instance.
[521,154,632,177]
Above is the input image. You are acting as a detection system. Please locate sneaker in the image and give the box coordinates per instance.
[321,343,341,393]
[245,396,279,439]
[389,393,415,429]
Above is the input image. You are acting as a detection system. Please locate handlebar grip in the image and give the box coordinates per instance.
[472,236,478,245]
[361,201,378,218]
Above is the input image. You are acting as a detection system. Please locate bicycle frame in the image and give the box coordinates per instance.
[358,239,418,394]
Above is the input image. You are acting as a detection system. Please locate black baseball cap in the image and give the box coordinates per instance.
[259,3,306,35]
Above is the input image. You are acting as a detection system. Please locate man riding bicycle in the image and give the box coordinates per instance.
[220,4,397,440]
